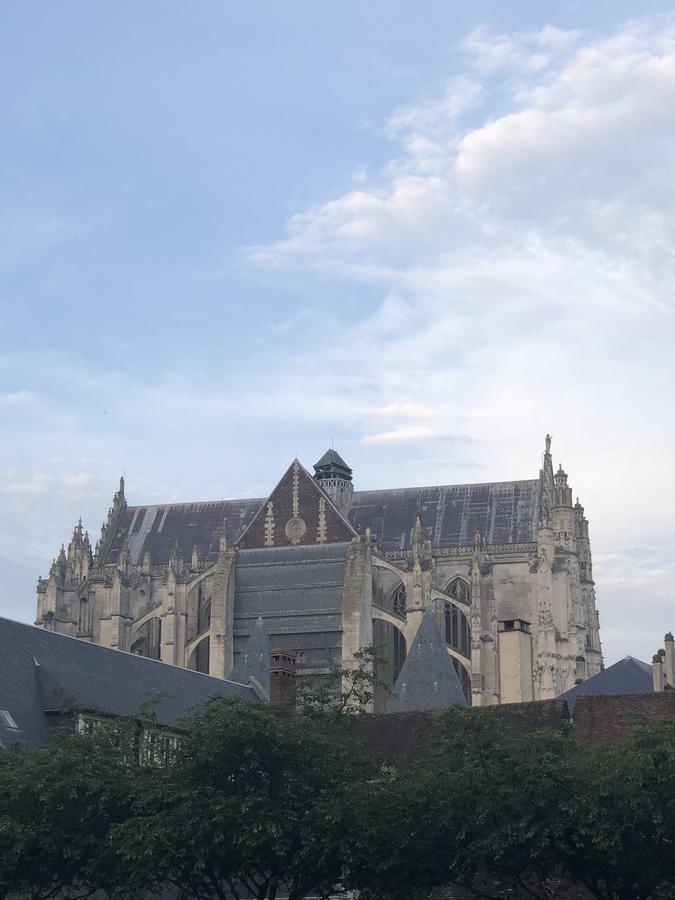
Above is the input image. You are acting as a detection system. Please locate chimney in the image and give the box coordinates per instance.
[664,632,674,688]
[653,653,665,692]
[269,649,297,704]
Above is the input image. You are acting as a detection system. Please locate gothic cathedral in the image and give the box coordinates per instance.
[36,437,602,709]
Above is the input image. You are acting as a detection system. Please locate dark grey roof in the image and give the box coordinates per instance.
[0,617,257,749]
[385,605,467,713]
[103,476,540,566]
[104,498,264,565]
[562,656,653,714]
[314,449,352,472]
[232,614,270,695]
[349,479,540,551]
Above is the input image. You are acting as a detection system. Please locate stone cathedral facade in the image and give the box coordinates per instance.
[35,437,603,709]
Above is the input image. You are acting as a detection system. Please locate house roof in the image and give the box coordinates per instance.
[562,656,654,714]
[0,617,257,749]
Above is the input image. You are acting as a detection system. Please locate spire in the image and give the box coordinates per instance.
[385,604,467,712]
[234,614,270,696]
[539,434,555,527]
[554,463,573,507]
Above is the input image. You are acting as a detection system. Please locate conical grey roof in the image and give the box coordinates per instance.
[234,614,270,695]
[385,605,467,712]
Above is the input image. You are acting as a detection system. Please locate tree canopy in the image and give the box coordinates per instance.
[0,699,674,900]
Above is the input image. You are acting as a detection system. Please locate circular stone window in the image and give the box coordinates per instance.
[284,516,307,542]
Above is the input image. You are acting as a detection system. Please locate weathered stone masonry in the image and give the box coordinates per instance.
[36,438,603,710]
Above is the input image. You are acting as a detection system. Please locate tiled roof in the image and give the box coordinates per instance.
[0,617,257,749]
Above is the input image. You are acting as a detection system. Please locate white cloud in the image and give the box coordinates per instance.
[245,17,675,662]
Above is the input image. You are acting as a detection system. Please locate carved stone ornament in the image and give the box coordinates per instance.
[284,516,307,543]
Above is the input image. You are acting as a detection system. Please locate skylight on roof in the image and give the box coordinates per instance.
[0,710,18,729]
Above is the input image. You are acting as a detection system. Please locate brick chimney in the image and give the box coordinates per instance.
[269,649,297,704]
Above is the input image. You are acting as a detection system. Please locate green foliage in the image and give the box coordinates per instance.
[114,697,373,900]
[295,644,385,719]
[564,717,675,900]
[348,710,675,900]
[1,698,674,900]
[0,719,141,900]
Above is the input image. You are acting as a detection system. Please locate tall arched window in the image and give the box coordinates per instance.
[444,602,471,657]
[131,617,161,660]
[198,584,212,634]
[452,657,471,703]
[78,598,91,635]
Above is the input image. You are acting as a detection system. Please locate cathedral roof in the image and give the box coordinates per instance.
[349,479,539,551]
[385,605,467,713]
[562,656,654,714]
[101,476,540,566]
[0,617,257,749]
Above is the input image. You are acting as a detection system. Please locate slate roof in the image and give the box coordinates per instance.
[562,656,653,714]
[0,617,257,749]
[348,479,540,552]
[385,605,467,713]
[314,449,352,472]
[102,477,540,565]
[104,498,264,565]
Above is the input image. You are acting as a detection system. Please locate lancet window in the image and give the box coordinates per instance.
[444,601,471,657]
[452,657,471,703]
[77,597,92,636]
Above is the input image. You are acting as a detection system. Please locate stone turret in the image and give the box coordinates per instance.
[313,449,354,514]
[67,520,92,583]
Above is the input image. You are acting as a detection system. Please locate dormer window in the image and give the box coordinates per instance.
[0,710,18,729]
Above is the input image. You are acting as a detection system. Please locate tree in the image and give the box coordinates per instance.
[348,708,675,900]
[115,696,372,900]
[345,707,576,900]
[295,644,386,719]
[0,719,141,900]
[563,717,675,900]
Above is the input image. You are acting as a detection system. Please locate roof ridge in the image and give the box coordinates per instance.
[1,618,250,688]
[120,478,539,510]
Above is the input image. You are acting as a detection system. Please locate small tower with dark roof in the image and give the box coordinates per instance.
[385,603,467,713]
[313,448,354,514]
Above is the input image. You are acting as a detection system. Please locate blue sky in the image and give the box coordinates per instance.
[2,1,675,664]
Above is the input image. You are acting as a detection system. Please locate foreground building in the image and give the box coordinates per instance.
[36,437,603,710]
[0,616,256,750]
